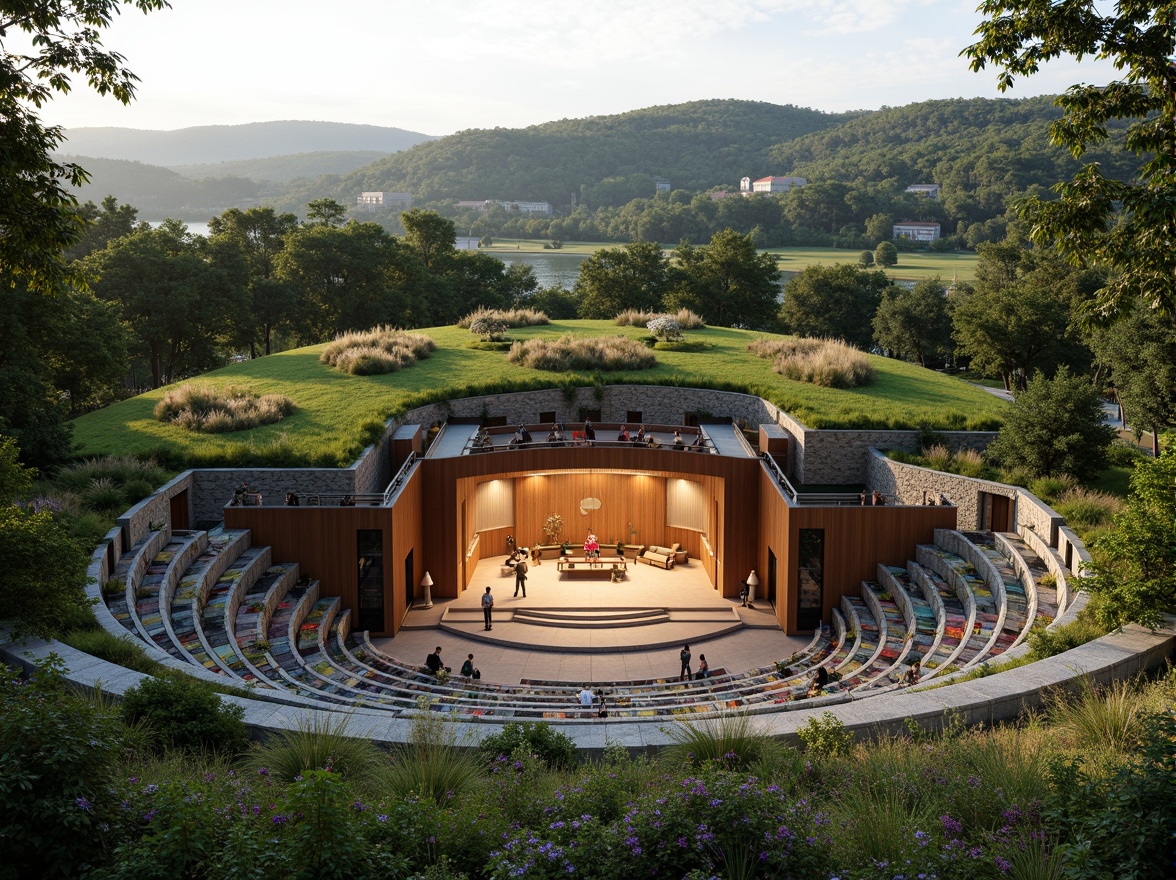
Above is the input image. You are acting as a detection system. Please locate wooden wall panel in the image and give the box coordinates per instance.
[224,505,396,634]
[757,469,957,634]
[390,467,423,628]
[420,446,760,602]
[513,472,665,552]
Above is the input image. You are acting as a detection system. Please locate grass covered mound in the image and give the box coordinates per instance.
[507,334,657,371]
[320,326,436,375]
[749,337,875,389]
[72,321,1008,467]
[154,384,295,433]
[457,306,550,328]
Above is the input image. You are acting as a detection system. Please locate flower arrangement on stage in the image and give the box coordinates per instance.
[583,534,600,559]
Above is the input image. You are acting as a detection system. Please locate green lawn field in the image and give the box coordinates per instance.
[72,322,1007,465]
[480,240,978,283]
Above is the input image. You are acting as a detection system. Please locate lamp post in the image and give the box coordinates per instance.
[420,572,434,609]
[746,570,759,606]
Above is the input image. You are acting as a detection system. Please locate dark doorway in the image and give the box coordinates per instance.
[539,411,557,424]
[577,408,601,423]
[357,529,385,632]
[404,548,414,611]
[796,528,824,631]
[767,548,778,609]
[978,492,1013,531]
[169,489,190,530]
[626,410,643,424]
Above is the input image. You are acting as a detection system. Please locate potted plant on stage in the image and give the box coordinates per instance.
[583,534,600,566]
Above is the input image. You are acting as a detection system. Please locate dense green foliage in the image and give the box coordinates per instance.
[1084,447,1176,629]
[5,660,1173,880]
[477,721,577,771]
[985,367,1115,481]
[780,264,893,350]
[119,676,250,756]
[965,1,1176,322]
[281,100,848,210]
[0,658,127,880]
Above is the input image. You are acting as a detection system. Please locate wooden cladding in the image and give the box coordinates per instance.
[758,469,957,634]
[420,445,761,601]
[224,466,424,637]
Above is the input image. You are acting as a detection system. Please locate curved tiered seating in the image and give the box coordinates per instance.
[97,523,1071,722]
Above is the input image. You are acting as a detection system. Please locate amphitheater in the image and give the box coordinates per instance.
[4,384,1173,751]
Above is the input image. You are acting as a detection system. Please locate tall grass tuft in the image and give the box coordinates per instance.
[456,306,549,328]
[246,712,391,796]
[1049,676,1153,755]
[615,308,705,329]
[661,712,781,770]
[748,337,874,388]
[384,702,483,805]
[154,384,296,433]
[1052,487,1124,528]
[507,335,656,371]
[319,326,436,376]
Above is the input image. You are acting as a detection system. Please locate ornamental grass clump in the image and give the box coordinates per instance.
[457,306,549,328]
[507,335,656,371]
[615,307,705,329]
[246,713,390,797]
[749,336,874,388]
[319,325,436,376]
[154,384,295,433]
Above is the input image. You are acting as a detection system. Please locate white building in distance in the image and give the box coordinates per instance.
[741,175,807,194]
[905,183,941,199]
[357,192,413,211]
[456,199,553,215]
[893,221,941,241]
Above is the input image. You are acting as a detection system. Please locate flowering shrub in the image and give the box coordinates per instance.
[487,770,831,879]
[646,316,683,341]
[469,318,509,342]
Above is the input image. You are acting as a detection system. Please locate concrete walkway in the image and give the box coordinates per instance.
[373,555,806,687]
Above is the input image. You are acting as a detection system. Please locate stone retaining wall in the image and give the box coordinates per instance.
[866,449,1063,539]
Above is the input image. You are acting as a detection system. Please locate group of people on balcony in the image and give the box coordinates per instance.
[474,422,709,452]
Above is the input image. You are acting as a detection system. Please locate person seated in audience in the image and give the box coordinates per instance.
[425,646,449,675]
[646,433,660,448]
[595,689,609,718]
[695,654,710,679]
[635,425,646,443]
[617,425,629,442]
[672,431,685,450]
[692,432,705,450]
[284,491,300,506]
[520,425,533,444]
[460,653,480,680]
[806,665,829,697]
[902,659,921,686]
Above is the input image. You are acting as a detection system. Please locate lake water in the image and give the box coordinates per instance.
[498,252,589,290]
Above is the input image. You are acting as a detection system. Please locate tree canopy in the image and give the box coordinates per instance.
[964,1,1176,322]
[668,229,781,330]
[984,366,1115,481]
[0,0,169,293]
[779,264,893,350]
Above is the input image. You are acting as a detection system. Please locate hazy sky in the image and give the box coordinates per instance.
[33,0,1115,135]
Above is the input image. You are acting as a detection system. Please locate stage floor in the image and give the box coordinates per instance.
[373,554,807,686]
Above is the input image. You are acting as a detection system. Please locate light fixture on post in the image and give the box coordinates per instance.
[420,572,434,609]
[746,570,759,606]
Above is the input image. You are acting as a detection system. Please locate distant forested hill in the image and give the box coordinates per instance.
[60,121,435,166]
[275,100,854,211]
[768,96,1139,218]
[60,156,273,220]
[169,151,390,183]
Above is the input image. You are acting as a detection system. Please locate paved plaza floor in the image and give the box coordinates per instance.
[372,554,808,687]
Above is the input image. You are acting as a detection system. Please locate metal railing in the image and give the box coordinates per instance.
[760,452,798,502]
[382,452,417,506]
